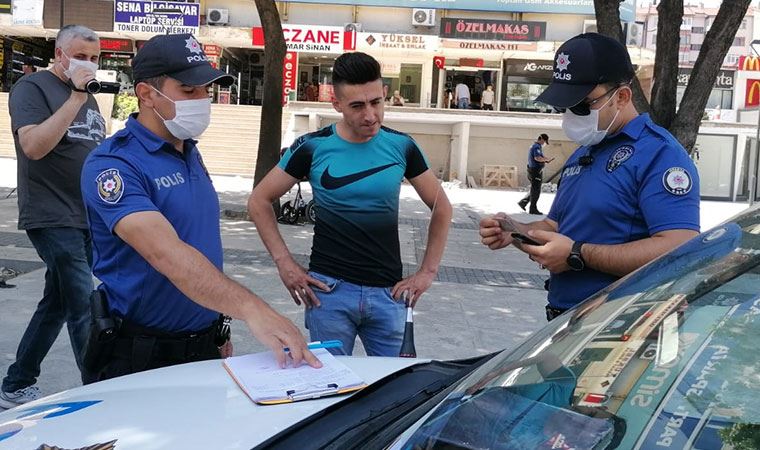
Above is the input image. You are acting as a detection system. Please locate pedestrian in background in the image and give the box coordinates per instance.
[518,133,553,215]
[481,84,495,110]
[480,33,700,321]
[455,81,470,109]
[1,25,105,409]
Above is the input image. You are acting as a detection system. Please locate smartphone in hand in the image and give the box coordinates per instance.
[496,216,519,233]
[511,232,543,246]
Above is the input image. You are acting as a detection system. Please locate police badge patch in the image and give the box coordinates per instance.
[96,169,124,204]
[662,167,692,195]
[606,145,634,172]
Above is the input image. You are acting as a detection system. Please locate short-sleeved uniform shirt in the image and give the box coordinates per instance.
[528,142,545,170]
[279,124,429,287]
[547,113,700,310]
[81,115,221,333]
[10,71,106,230]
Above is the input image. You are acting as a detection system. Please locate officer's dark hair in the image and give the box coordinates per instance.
[332,52,381,89]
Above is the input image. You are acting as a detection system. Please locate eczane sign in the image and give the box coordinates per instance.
[252,25,356,54]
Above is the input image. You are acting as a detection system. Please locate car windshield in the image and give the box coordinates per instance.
[398,209,760,450]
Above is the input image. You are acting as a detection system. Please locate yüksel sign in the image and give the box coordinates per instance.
[114,0,200,35]
[440,18,546,42]
[677,68,734,89]
[252,25,356,54]
[356,32,438,52]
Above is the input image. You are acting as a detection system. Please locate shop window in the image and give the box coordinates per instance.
[382,64,422,105]
[503,78,551,112]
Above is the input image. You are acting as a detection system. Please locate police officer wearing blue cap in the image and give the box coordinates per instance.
[80,34,321,380]
[480,33,700,320]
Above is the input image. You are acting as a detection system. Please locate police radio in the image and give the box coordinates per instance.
[579,155,594,166]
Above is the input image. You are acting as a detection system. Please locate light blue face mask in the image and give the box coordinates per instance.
[561,90,620,147]
[151,86,212,140]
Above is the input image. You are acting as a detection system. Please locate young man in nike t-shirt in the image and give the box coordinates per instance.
[249,52,452,356]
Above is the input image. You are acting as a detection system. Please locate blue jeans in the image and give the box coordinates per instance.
[458,98,470,109]
[305,271,406,357]
[2,227,93,392]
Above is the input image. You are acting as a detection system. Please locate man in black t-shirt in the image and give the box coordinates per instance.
[1,25,105,409]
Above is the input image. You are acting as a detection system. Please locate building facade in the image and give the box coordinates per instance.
[0,0,647,109]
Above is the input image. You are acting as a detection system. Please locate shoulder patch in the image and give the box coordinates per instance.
[607,145,634,172]
[662,167,692,196]
[96,169,125,204]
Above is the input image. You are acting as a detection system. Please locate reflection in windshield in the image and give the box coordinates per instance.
[400,212,760,450]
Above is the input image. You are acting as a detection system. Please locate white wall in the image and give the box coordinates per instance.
[204,0,262,27]
[285,4,354,26]
[523,13,592,41]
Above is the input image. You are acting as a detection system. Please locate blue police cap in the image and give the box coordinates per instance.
[535,33,635,108]
[132,33,235,87]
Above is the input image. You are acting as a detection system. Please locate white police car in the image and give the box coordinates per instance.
[2,207,760,450]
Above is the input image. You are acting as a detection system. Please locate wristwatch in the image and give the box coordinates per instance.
[566,241,586,271]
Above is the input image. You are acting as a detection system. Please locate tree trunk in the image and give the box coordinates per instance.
[670,0,751,152]
[593,0,650,114]
[252,0,286,188]
[649,0,683,129]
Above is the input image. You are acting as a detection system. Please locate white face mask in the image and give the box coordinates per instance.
[61,50,98,79]
[561,91,620,147]
[151,86,211,140]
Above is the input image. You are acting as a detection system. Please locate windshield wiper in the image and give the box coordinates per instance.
[254,352,498,450]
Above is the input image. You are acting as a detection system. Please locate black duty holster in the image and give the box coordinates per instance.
[82,289,119,373]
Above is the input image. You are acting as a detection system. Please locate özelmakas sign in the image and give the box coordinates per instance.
[114,1,199,35]
[440,18,545,41]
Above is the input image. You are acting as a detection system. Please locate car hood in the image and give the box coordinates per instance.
[0,356,425,450]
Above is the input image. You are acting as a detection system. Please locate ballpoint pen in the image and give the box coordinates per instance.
[283,340,343,353]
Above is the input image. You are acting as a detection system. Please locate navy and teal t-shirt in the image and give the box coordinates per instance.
[279,124,429,287]
[547,113,700,310]
[81,115,221,333]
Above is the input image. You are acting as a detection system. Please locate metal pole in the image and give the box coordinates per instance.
[751,110,759,207]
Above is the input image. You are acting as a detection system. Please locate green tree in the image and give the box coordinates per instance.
[593,0,751,152]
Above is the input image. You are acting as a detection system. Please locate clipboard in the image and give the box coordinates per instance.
[223,348,367,405]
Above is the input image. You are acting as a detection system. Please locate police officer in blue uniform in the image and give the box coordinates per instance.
[80,34,320,381]
[518,133,554,215]
[480,33,701,320]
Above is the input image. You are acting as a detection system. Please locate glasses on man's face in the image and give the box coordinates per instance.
[553,85,625,116]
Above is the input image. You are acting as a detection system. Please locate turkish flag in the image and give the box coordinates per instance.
[433,56,445,70]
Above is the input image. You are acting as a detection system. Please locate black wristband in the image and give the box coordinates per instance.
[71,86,88,93]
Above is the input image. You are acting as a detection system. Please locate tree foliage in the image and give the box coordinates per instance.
[594,0,751,152]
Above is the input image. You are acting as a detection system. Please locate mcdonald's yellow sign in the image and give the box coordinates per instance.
[740,56,760,71]
[747,79,760,107]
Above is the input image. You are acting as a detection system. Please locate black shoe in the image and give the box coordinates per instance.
[529,209,544,215]
[517,200,528,211]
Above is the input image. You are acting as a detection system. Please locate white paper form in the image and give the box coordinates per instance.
[223,348,366,404]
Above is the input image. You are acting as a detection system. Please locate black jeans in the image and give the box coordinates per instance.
[520,166,544,211]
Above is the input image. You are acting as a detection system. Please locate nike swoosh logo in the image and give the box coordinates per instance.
[321,163,399,190]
